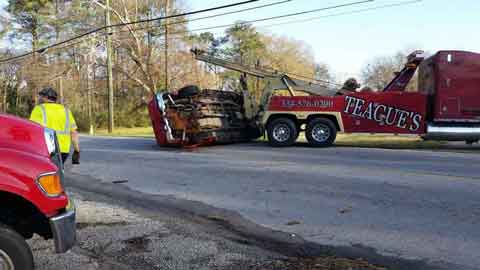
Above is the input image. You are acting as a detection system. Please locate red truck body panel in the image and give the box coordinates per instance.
[0,114,69,217]
[268,91,428,134]
[148,97,168,146]
[0,114,50,158]
[428,51,480,122]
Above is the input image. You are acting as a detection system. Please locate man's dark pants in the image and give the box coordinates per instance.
[61,153,69,164]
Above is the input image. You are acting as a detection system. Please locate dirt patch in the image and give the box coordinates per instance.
[76,221,129,229]
[121,236,151,253]
[249,257,387,270]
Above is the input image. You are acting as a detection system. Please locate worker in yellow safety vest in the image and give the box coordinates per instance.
[30,87,80,165]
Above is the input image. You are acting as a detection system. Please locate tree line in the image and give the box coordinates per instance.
[0,0,415,131]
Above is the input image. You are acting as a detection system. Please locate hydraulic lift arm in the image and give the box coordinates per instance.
[192,49,276,79]
[191,49,334,97]
[383,50,425,92]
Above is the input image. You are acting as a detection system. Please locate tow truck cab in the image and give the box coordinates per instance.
[419,51,480,141]
[0,114,76,269]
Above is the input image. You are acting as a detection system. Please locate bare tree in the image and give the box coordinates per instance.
[361,50,421,91]
[91,0,173,94]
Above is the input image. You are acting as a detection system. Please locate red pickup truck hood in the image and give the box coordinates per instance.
[0,114,49,157]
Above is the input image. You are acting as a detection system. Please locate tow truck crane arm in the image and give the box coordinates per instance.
[192,49,274,78]
[383,50,425,92]
[191,49,335,96]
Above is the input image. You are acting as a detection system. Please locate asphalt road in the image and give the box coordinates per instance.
[71,136,480,270]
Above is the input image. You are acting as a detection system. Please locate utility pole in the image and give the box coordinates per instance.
[55,0,65,105]
[2,83,7,113]
[58,77,64,103]
[87,79,94,135]
[106,0,115,133]
[87,44,95,135]
[164,0,169,90]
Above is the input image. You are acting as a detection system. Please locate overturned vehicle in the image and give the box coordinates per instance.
[148,85,261,147]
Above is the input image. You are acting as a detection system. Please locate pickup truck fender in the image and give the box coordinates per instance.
[0,148,68,217]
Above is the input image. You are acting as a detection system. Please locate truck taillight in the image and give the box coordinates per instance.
[37,173,64,197]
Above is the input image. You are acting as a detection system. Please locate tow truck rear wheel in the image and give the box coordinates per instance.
[306,118,337,147]
[267,118,298,147]
[0,224,34,270]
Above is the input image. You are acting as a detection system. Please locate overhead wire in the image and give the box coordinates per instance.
[162,0,293,27]
[0,0,374,64]
[3,0,424,86]
[0,0,260,63]
[108,0,374,35]
[110,0,420,36]
[10,0,422,56]
[96,0,422,86]
[256,0,423,29]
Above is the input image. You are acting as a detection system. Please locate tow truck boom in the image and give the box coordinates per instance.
[191,49,335,97]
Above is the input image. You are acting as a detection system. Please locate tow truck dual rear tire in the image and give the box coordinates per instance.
[0,224,34,270]
[267,118,298,147]
[306,118,337,147]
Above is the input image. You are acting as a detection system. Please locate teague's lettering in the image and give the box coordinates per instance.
[344,96,422,131]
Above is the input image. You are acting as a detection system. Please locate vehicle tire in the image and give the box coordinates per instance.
[0,224,34,270]
[306,118,337,147]
[267,118,298,147]
[466,139,478,145]
[177,85,200,98]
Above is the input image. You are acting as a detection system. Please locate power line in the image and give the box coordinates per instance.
[128,0,294,37]
[5,0,423,63]
[2,0,424,85]
[108,0,374,35]
[257,0,423,29]
[0,0,372,64]
[0,0,260,63]
[107,0,422,40]
[1,0,293,64]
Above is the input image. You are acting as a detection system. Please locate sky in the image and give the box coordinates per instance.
[185,0,480,80]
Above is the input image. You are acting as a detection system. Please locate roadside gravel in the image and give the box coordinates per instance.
[28,189,386,270]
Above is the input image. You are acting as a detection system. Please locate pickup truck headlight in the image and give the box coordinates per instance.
[44,128,57,156]
[37,172,64,197]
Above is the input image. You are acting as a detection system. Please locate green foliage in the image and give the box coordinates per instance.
[195,23,326,100]
[72,108,150,132]
[225,22,265,65]
[6,0,54,47]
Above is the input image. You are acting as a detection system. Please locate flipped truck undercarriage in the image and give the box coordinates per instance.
[149,86,260,146]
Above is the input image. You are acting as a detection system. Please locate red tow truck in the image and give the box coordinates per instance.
[0,114,76,269]
[260,50,480,147]
[149,50,480,147]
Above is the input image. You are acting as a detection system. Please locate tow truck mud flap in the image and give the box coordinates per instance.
[49,201,76,253]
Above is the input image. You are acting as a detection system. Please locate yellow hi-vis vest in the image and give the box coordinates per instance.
[30,103,77,154]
